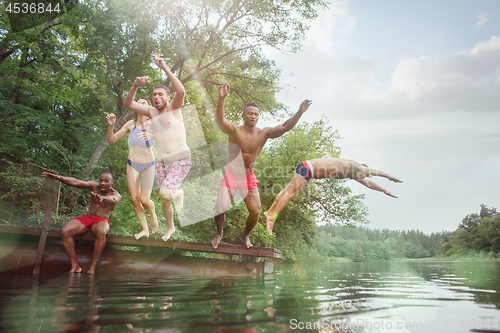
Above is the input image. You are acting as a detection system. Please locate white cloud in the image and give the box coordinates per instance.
[389,36,500,113]
[305,0,356,52]
[272,35,500,124]
[476,12,490,28]
[338,111,500,170]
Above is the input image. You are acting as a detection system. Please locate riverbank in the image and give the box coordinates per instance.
[402,252,500,262]
[295,251,500,264]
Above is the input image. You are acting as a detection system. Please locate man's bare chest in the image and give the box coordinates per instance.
[153,112,182,128]
[230,131,266,151]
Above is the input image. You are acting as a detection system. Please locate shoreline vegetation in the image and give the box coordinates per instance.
[312,253,500,263]
[278,251,500,264]
[280,204,499,263]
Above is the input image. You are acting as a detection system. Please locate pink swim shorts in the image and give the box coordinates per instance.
[156,156,192,191]
[220,166,258,192]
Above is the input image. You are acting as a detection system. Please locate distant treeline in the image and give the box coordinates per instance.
[312,224,448,262]
[304,204,499,262]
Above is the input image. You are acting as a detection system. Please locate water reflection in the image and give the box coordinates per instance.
[1,261,500,332]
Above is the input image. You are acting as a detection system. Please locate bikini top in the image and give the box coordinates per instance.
[128,121,154,148]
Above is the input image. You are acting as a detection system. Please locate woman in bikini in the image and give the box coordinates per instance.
[264,158,402,236]
[106,97,157,240]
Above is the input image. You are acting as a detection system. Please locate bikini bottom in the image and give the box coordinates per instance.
[127,159,155,174]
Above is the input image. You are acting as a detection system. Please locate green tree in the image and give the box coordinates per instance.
[440,204,499,256]
[1,0,328,221]
[0,160,42,214]
[80,0,328,178]
[485,216,500,252]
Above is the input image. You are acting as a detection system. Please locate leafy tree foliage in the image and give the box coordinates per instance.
[316,225,446,262]
[0,160,42,213]
[440,204,500,256]
[1,0,328,212]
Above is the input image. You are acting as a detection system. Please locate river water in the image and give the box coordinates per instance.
[1,261,500,332]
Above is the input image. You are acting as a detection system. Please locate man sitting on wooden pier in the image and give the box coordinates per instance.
[41,171,121,274]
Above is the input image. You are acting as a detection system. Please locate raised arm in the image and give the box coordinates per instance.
[215,82,236,134]
[124,76,152,117]
[41,172,94,190]
[152,54,185,110]
[356,178,398,198]
[266,99,312,139]
[106,114,132,145]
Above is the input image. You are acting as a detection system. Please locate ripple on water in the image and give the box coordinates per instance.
[1,262,500,332]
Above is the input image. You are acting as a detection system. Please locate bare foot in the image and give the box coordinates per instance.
[69,266,82,273]
[134,230,149,240]
[263,211,276,236]
[162,227,175,241]
[264,307,277,317]
[211,233,223,249]
[87,265,96,274]
[241,235,253,248]
[150,211,158,234]
[174,189,184,212]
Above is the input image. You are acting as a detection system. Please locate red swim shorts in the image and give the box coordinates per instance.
[220,166,259,192]
[74,215,110,232]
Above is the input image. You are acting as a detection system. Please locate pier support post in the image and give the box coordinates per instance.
[263,260,274,274]
[33,204,52,276]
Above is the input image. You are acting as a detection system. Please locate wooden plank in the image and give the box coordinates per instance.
[32,204,52,276]
[104,235,283,258]
[0,225,283,259]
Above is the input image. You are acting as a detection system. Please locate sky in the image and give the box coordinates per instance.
[261,0,500,234]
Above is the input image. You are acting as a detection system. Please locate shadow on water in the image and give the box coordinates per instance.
[2,261,500,332]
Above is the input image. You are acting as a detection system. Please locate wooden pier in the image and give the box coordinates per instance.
[0,224,282,277]
[0,225,282,259]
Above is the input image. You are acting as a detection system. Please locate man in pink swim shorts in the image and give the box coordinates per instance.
[212,81,312,249]
[125,54,191,242]
[156,156,192,195]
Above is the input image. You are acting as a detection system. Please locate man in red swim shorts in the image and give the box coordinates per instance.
[220,165,259,193]
[42,171,121,274]
[74,215,110,233]
[212,81,312,249]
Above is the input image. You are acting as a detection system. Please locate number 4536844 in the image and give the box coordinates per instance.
[6,2,61,14]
